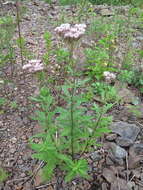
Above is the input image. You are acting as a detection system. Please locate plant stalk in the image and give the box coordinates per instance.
[16,1,24,67]
[80,111,103,157]
[69,42,76,160]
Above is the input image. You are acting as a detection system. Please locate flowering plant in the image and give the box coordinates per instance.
[22,59,44,73]
[55,23,86,41]
[103,71,116,83]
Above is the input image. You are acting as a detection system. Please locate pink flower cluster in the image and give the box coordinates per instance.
[54,23,86,40]
[103,71,116,82]
[22,60,44,73]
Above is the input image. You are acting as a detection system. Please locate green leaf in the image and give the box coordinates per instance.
[64,159,89,182]
[0,168,8,183]
[42,163,55,181]
[62,85,70,97]
[57,154,73,165]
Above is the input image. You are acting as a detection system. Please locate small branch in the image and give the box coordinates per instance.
[6,177,29,184]
[15,1,24,66]
[125,152,129,182]
[35,182,56,189]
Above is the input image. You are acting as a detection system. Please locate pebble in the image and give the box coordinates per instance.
[116,137,133,147]
[106,133,117,141]
[17,159,23,165]
[102,168,116,183]
[10,148,16,154]
[110,142,127,159]
[20,173,26,177]
[11,137,17,143]
[90,151,102,161]
[129,143,143,155]
[109,121,140,142]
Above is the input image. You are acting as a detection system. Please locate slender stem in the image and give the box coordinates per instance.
[69,42,76,160]
[16,1,24,66]
[78,0,87,22]
[70,86,74,160]
[80,111,103,157]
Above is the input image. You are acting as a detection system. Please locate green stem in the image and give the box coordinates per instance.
[70,86,74,160]
[80,111,103,157]
[78,0,87,22]
[16,1,24,66]
[69,42,76,160]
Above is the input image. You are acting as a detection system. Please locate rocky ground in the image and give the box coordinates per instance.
[0,0,143,189]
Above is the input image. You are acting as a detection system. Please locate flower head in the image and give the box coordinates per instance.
[54,23,86,40]
[103,71,116,83]
[22,60,44,73]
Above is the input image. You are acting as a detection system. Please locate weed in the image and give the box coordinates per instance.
[30,23,112,182]
[0,168,8,183]
[30,84,112,182]
[118,70,134,85]
[0,97,7,107]
[92,82,119,103]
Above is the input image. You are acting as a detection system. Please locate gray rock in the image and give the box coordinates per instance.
[109,153,124,165]
[132,41,140,49]
[109,121,140,142]
[106,156,114,166]
[116,137,133,147]
[111,178,131,190]
[117,88,136,103]
[110,142,127,159]
[130,143,143,155]
[90,151,102,161]
[136,36,143,41]
[10,148,16,154]
[127,181,135,189]
[101,183,108,190]
[102,168,116,183]
[106,133,117,141]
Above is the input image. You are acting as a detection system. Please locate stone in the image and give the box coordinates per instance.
[116,137,133,147]
[128,143,143,169]
[3,185,11,190]
[109,142,127,159]
[128,154,141,169]
[109,121,140,142]
[129,143,143,156]
[132,42,140,49]
[90,151,102,161]
[102,168,116,183]
[117,88,136,103]
[11,137,17,143]
[108,152,124,166]
[101,183,108,190]
[106,134,117,141]
[20,173,26,177]
[10,148,16,154]
[106,156,114,166]
[111,178,131,190]
[136,36,143,41]
[127,181,135,189]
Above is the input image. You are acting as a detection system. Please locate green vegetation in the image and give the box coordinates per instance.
[1,0,143,186]
[0,168,8,183]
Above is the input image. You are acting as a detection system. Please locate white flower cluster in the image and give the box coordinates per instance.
[103,71,116,82]
[54,23,86,40]
[22,60,44,73]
